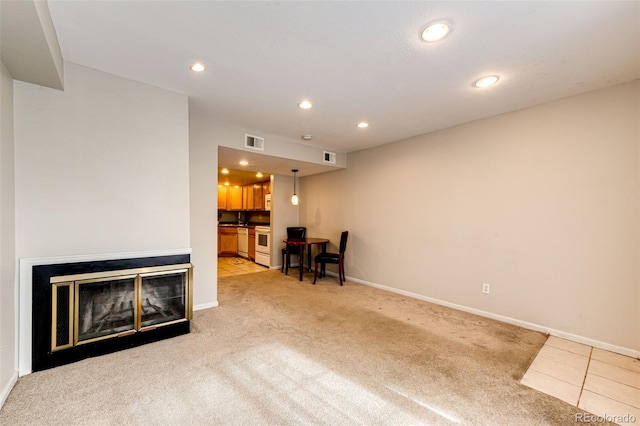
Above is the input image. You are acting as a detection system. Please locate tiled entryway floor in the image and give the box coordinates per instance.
[217,256,269,277]
[521,336,640,423]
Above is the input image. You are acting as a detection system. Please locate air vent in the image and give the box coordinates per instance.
[244,134,264,151]
[323,151,336,164]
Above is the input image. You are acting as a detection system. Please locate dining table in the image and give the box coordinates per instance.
[283,237,329,281]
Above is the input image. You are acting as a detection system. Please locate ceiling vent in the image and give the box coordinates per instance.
[244,134,264,151]
[323,151,337,164]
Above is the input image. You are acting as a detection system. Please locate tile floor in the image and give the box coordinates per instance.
[521,336,640,424]
[217,256,270,277]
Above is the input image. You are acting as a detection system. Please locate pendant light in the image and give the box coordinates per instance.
[291,169,299,205]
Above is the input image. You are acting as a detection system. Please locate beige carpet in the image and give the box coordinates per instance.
[1,270,602,425]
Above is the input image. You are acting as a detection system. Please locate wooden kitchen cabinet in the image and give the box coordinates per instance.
[242,185,254,210]
[253,183,264,210]
[218,226,238,256]
[248,228,256,260]
[228,186,243,210]
[217,186,227,210]
[218,180,271,211]
[241,180,269,210]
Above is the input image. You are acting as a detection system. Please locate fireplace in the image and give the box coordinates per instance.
[32,254,192,372]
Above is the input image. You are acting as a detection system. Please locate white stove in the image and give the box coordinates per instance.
[254,226,271,267]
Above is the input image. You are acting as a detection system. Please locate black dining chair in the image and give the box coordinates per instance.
[282,227,306,274]
[313,231,348,285]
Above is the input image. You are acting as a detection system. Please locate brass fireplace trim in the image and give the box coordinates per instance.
[50,263,193,284]
[51,282,74,352]
[50,263,193,350]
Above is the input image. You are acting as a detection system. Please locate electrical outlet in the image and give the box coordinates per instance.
[482,283,490,294]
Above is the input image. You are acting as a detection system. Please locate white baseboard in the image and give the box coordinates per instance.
[346,275,640,359]
[0,371,18,410]
[194,301,219,311]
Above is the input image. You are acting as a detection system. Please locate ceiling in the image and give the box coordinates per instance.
[218,146,342,185]
[218,167,270,187]
[45,1,639,170]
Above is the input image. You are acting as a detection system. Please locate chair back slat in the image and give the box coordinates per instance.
[287,227,306,239]
[339,231,349,254]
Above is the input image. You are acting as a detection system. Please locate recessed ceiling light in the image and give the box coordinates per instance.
[298,100,313,109]
[474,75,500,88]
[256,172,263,178]
[301,135,313,141]
[357,122,369,128]
[221,168,229,174]
[239,160,248,166]
[224,181,230,186]
[190,62,205,72]
[421,22,451,42]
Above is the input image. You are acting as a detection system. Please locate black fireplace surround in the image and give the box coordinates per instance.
[32,254,191,372]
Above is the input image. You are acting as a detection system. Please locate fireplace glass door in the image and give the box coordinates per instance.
[140,272,187,329]
[50,264,192,351]
[76,275,137,344]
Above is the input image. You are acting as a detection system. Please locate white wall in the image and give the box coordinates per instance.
[0,60,17,407]
[14,63,190,259]
[189,117,219,308]
[301,80,640,354]
[271,174,301,269]
[12,63,192,376]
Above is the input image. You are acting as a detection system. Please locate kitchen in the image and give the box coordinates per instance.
[217,167,273,277]
[216,145,341,278]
